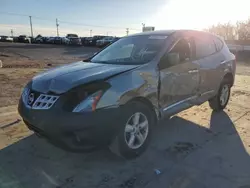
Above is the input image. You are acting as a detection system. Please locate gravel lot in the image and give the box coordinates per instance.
[1,43,250,188]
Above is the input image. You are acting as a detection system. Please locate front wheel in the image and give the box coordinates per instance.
[209,82,231,111]
[109,101,154,159]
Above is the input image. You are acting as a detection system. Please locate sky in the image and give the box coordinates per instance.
[0,0,250,37]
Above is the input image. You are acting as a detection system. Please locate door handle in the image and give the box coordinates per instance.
[188,69,198,73]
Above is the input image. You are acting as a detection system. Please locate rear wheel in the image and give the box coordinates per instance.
[109,101,153,159]
[209,81,231,111]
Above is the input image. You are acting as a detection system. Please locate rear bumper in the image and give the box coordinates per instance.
[18,99,122,152]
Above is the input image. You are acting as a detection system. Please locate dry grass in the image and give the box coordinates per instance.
[0,68,43,107]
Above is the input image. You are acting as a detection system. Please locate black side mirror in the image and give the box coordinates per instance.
[167,52,180,65]
[159,52,180,69]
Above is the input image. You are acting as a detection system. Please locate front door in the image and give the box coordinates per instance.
[159,36,200,116]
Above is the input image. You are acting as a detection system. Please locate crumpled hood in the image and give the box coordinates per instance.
[31,61,139,94]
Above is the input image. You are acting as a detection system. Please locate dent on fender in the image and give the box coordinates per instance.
[97,68,159,109]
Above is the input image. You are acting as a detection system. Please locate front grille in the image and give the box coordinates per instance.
[22,88,59,110]
[32,94,59,110]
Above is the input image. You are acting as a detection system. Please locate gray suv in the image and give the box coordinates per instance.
[18,30,236,159]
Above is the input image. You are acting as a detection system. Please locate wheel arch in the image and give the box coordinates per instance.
[127,96,159,125]
[223,72,234,87]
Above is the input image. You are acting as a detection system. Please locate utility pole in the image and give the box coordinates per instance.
[142,23,145,32]
[29,16,33,38]
[56,18,59,37]
[90,29,92,37]
[10,29,13,37]
[106,32,108,36]
[126,28,129,36]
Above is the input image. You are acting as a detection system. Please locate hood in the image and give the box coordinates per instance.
[31,61,139,94]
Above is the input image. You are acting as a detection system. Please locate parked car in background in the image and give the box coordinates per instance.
[54,37,62,44]
[66,34,81,45]
[0,36,7,42]
[62,37,70,45]
[46,37,55,44]
[88,35,106,46]
[13,36,19,43]
[80,37,87,45]
[112,37,121,42]
[17,35,31,43]
[83,37,93,46]
[0,36,13,42]
[96,36,115,47]
[19,30,236,159]
[34,35,44,43]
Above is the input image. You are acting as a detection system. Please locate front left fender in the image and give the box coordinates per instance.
[96,68,159,111]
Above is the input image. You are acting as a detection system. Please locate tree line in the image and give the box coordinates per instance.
[206,19,250,40]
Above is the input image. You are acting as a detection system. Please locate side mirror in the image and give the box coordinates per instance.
[159,52,180,69]
[167,52,180,66]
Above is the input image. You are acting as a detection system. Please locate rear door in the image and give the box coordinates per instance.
[194,33,224,101]
[159,34,200,115]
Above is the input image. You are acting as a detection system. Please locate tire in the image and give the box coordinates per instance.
[209,81,231,111]
[109,101,154,159]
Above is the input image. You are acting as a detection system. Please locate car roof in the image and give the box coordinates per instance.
[128,29,218,38]
[129,30,176,37]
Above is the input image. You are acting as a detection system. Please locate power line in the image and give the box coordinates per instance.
[59,20,140,31]
[0,11,29,17]
[0,11,141,31]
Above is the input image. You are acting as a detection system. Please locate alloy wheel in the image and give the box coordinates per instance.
[124,112,149,149]
[220,84,229,106]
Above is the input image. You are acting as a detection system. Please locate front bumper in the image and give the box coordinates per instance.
[18,98,121,152]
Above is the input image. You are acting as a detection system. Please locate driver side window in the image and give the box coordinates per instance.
[169,38,191,64]
[159,37,192,69]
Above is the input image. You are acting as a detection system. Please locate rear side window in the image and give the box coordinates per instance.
[214,37,224,51]
[194,35,216,59]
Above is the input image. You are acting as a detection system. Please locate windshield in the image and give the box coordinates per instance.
[91,35,167,65]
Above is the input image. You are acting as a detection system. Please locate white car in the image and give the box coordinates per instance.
[96,36,114,47]
[0,36,13,42]
[61,37,70,45]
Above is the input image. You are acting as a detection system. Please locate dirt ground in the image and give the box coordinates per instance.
[0,43,98,107]
[1,43,250,188]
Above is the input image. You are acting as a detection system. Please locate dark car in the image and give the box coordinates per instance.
[80,37,87,45]
[34,36,44,43]
[19,30,236,159]
[66,34,81,45]
[83,37,93,46]
[46,37,56,44]
[0,36,13,42]
[54,37,63,44]
[17,35,31,43]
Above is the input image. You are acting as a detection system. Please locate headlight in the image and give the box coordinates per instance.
[73,90,103,112]
[63,81,110,112]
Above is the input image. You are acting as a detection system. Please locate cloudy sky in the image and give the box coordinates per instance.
[0,0,250,37]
